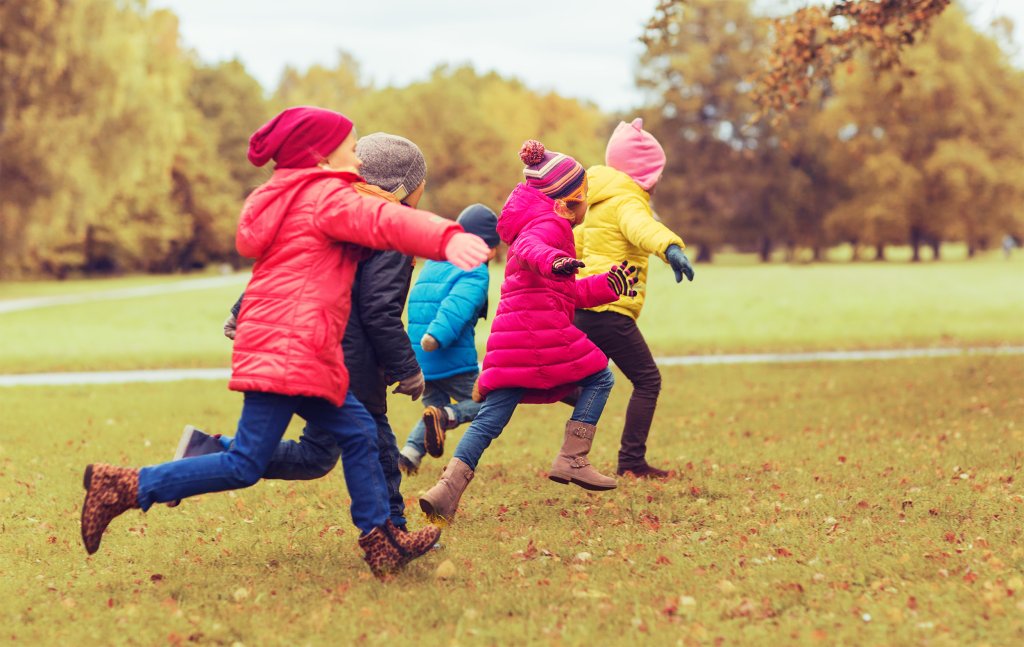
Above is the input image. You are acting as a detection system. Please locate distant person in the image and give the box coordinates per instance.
[173,133,433,535]
[418,139,638,522]
[398,204,501,475]
[572,118,694,480]
[1003,234,1018,260]
[79,107,490,578]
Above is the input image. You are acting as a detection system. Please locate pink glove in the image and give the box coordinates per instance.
[444,233,489,270]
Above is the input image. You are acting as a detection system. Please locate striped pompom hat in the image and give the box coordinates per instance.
[519,140,586,200]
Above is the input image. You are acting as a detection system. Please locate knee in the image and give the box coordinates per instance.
[634,367,661,396]
[223,452,263,488]
[598,368,616,390]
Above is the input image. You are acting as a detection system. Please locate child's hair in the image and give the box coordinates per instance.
[604,118,665,191]
[355,133,427,203]
[519,140,585,200]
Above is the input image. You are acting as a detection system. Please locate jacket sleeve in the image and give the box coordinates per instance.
[510,221,564,277]
[355,251,420,383]
[425,267,489,348]
[617,196,685,263]
[314,183,462,261]
[574,273,619,309]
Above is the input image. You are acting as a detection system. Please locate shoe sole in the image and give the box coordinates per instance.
[167,425,201,508]
[418,498,453,524]
[81,464,96,554]
[548,474,617,491]
[422,409,445,458]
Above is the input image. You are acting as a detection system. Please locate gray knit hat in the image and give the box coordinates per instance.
[355,132,427,202]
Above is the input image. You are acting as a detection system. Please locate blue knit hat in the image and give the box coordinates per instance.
[456,204,500,248]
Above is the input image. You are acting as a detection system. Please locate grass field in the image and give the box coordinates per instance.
[1,257,1023,645]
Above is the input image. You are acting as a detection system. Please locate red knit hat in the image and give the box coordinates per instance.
[247,106,354,169]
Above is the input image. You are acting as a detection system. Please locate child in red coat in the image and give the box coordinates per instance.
[79,107,489,578]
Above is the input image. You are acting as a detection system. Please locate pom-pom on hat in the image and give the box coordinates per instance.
[356,133,426,202]
[604,117,666,191]
[519,140,586,200]
[456,203,500,249]
[247,106,354,169]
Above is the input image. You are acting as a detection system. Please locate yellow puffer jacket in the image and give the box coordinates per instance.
[574,165,685,320]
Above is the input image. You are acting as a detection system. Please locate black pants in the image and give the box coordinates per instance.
[574,309,662,470]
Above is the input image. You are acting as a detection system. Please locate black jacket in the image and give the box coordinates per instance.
[230,249,419,416]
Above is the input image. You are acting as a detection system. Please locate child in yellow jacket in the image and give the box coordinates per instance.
[572,118,694,479]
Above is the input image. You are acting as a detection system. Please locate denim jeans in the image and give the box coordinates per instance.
[453,367,615,470]
[403,370,482,456]
[260,412,407,528]
[138,391,389,534]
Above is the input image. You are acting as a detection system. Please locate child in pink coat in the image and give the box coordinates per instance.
[418,140,638,522]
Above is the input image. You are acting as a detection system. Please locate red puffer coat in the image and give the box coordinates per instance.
[477,184,617,404]
[230,167,461,405]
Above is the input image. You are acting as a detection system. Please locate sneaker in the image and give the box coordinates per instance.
[422,406,450,458]
[398,446,422,475]
[616,464,673,480]
[167,425,224,507]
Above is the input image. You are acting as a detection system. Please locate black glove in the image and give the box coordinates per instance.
[666,244,694,283]
[552,257,586,275]
[606,261,638,297]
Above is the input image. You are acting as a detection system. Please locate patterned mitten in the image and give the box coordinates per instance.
[552,257,586,275]
[606,261,638,297]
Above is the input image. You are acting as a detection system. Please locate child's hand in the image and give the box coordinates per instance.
[421,334,439,352]
[552,257,585,275]
[444,233,490,270]
[606,261,638,297]
[666,244,694,283]
[223,314,238,340]
[392,370,426,401]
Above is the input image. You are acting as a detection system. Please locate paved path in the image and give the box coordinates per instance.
[0,274,248,314]
[2,346,1022,387]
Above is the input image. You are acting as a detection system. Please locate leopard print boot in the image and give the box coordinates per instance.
[358,520,441,579]
[80,463,140,555]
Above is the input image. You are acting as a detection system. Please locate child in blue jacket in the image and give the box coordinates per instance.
[398,204,500,474]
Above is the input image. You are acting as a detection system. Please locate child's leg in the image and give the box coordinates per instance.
[451,388,524,470]
[402,381,450,457]
[137,392,296,509]
[548,367,617,491]
[568,367,616,425]
[370,412,407,529]
[440,371,483,427]
[260,424,342,480]
[575,310,662,471]
[296,394,389,535]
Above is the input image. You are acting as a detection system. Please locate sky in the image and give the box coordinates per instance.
[150,0,1024,113]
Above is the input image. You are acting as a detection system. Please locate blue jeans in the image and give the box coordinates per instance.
[453,367,615,470]
[138,391,389,535]
[403,371,482,456]
[259,412,407,528]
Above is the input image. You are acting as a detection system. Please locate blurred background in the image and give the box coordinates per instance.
[2,0,1022,278]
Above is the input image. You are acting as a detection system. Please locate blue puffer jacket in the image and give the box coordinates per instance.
[407,260,490,380]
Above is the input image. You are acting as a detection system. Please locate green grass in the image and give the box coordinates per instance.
[1,256,1022,373]
[2,357,1022,645]
[2,260,1023,644]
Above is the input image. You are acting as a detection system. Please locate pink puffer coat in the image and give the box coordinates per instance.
[477,184,617,404]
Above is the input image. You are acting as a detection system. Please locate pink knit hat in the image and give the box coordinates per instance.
[247,106,354,169]
[604,118,666,191]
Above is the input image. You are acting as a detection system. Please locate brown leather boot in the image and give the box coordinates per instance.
[358,520,441,579]
[80,463,140,555]
[548,421,617,491]
[419,457,474,521]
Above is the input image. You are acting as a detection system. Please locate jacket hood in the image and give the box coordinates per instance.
[237,167,361,258]
[498,183,560,244]
[586,165,649,209]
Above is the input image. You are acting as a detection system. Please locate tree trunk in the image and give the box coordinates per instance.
[909,226,922,262]
[850,239,861,262]
[875,243,886,261]
[930,239,941,260]
[696,244,713,263]
[759,236,772,263]
[812,245,823,262]
[967,241,976,258]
